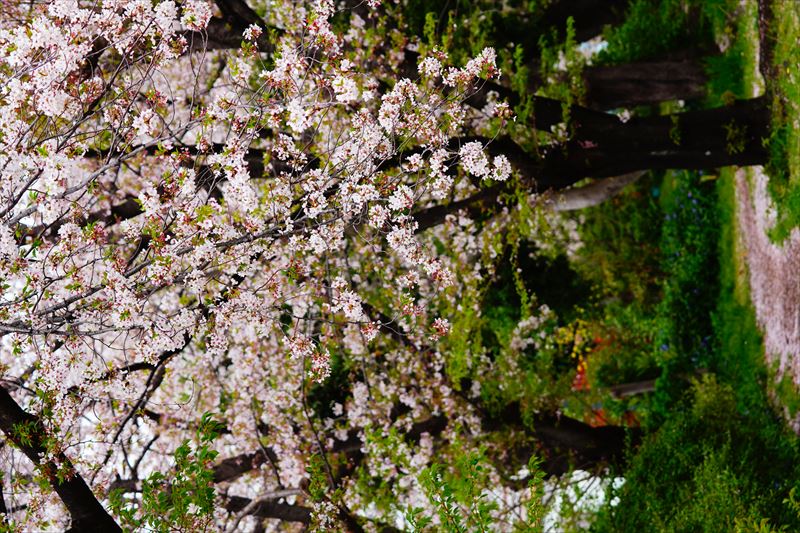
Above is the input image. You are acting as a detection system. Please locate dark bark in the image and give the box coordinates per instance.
[413,97,768,231]
[505,0,634,91]
[583,60,708,109]
[184,19,276,54]
[537,0,631,43]
[0,388,121,532]
[110,448,274,493]
[184,0,279,53]
[413,184,505,233]
[467,82,619,132]
[332,401,636,483]
[225,495,311,522]
[114,404,633,523]
[532,414,636,476]
[78,37,109,81]
[469,58,708,113]
[213,449,273,484]
[487,402,640,478]
[225,494,369,532]
[551,95,769,180]
[758,0,776,88]
[478,0,629,66]
[214,0,263,27]
[396,0,627,74]
[337,507,366,533]
[23,97,768,242]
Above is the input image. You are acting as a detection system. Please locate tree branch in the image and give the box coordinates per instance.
[224,495,311,523]
[185,0,281,53]
[0,388,121,531]
[547,171,645,211]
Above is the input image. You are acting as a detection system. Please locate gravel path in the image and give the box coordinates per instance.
[736,167,800,425]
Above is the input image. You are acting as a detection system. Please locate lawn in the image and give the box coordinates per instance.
[765,0,800,241]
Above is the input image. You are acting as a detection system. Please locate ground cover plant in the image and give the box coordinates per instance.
[0,0,797,531]
[764,0,800,241]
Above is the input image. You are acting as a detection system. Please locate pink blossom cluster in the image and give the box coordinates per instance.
[0,0,545,528]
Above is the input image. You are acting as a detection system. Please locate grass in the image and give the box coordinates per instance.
[597,0,715,65]
[703,0,760,105]
[699,0,776,413]
[648,171,719,419]
[712,168,767,410]
[765,1,800,241]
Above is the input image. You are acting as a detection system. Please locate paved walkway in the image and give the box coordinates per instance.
[736,167,800,428]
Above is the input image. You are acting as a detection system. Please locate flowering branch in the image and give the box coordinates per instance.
[0,388,120,531]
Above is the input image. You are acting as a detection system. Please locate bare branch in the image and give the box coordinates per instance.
[547,171,645,211]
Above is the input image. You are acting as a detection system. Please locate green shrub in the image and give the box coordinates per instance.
[592,377,800,532]
[598,0,706,64]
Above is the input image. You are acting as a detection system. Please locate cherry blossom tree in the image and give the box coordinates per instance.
[0,0,771,530]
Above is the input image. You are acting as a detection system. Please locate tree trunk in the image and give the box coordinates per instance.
[485,402,640,477]
[758,0,776,89]
[414,97,768,232]
[543,96,769,181]
[533,413,639,477]
[225,496,311,523]
[0,388,121,532]
[548,171,645,211]
[609,379,658,398]
[583,60,708,109]
[471,58,709,116]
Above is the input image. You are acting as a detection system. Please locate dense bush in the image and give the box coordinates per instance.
[592,376,800,532]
